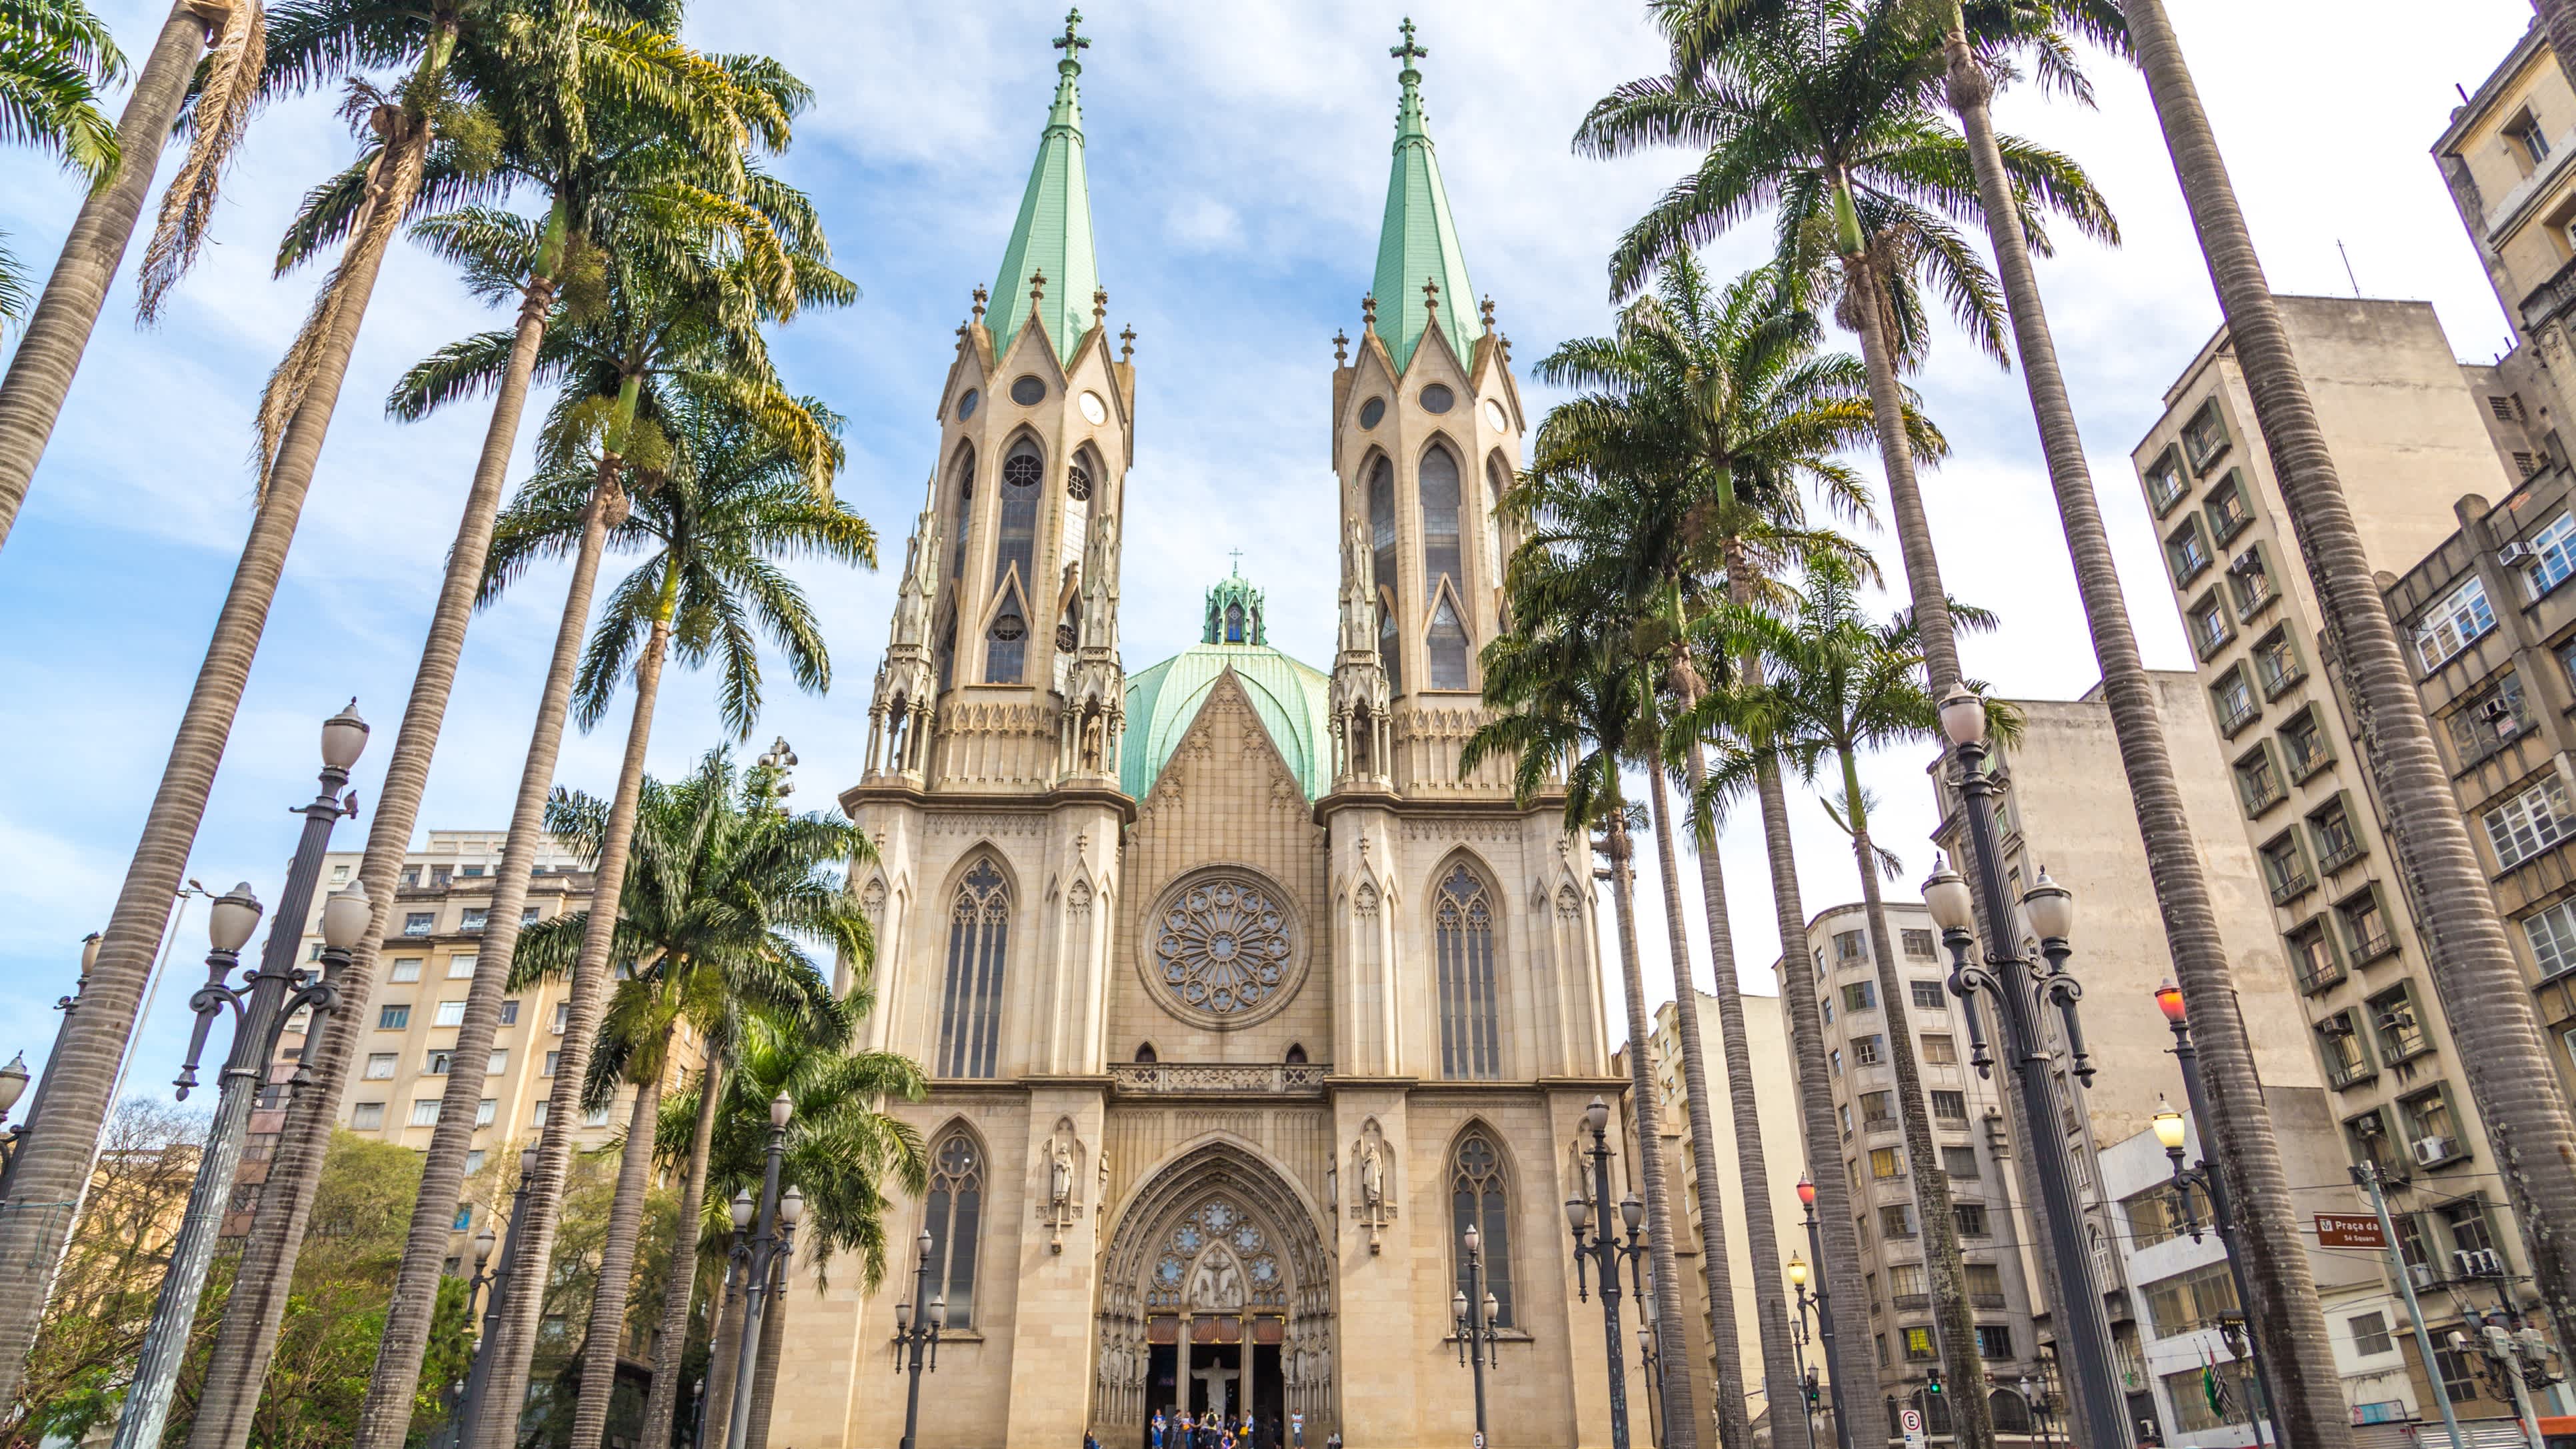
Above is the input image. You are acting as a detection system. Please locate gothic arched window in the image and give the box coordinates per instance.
[1225,602,1246,643]
[1483,453,1511,583]
[1419,445,1462,603]
[937,859,1011,1078]
[994,439,1042,591]
[1426,595,1470,690]
[1451,1132,1515,1328]
[1435,864,1501,1078]
[923,1131,984,1328]
[947,445,975,581]
[983,603,1027,684]
[1369,456,1404,695]
[934,611,957,693]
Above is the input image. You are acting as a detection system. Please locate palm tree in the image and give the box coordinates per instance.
[0,0,122,323]
[1525,252,1912,1449]
[0,0,245,563]
[507,746,869,1449]
[1469,489,1702,1449]
[1702,559,2008,1448]
[0,0,465,1402]
[193,31,803,1449]
[2123,0,2576,1359]
[468,385,874,1446]
[686,1011,926,1449]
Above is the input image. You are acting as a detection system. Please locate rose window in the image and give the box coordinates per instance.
[1155,877,1293,1016]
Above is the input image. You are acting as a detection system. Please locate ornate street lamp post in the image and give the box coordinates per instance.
[1924,683,2128,1449]
[893,1228,945,1449]
[115,702,370,1449]
[1567,1096,1650,1449]
[1793,1178,1855,1449]
[724,1093,800,1449]
[1452,1221,1501,1445]
[457,1144,539,1443]
[2150,980,2279,1449]
[1784,1253,1821,1449]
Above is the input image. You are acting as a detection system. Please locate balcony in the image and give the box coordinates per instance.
[2285,743,2334,784]
[2316,840,2367,875]
[2294,958,2345,996]
[2349,928,2398,965]
[1863,1114,1898,1134]
[2269,870,2316,906]
[1892,1293,1931,1314]
[1108,1063,1328,1097]
[2219,699,2260,738]
[1971,1292,2007,1310]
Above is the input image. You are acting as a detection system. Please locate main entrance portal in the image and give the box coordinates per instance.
[1093,1142,1333,1446]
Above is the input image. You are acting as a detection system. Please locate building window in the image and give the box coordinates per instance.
[2486,773,2576,869]
[1976,1324,2013,1360]
[1902,1325,1937,1360]
[364,1053,397,1080]
[993,440,1041,592]
[389,958,424,982]
[2316,1011,2375,1088]
[2523,898,2576,981]
[1930,1090,1967,1123]
[409,1098,443,1128]
[2400,1085,2461,1160]
[583,1104,610,1128]
[2280,707,2332,780]
[2228,543,2277,619]
[458,910,487,935]
[2143,1260,2241,1337]
[2181,397,2231,471]
[1860,1090,1895,1132]
[1879,1204,1916,1240]
[924,1132,983,1328]
[2165,515,2212,584]
[521,907,540,927]
[2287,915,2345,992]
[2188,592,2233,659]
[401,867,420,888]
[2506,107,2553,171]
[1822,996,1833,1026]
[425,1050,453,1075]
[2434,1344,2479,1404]
[1368,457,1403,696]
[434,1000,467,1028]
[1869,1146,1903,1180]
[1425,596,1471,689]
[1419,445,1463,605]
[1829,1049,1842,1077]
[2258,829,2313,905]
[2211,665,2257,736]
[351,1102,385,1130]
[1901,930,1937,960]
[1451,1132,1516,1328]
[2203,469,2253,542]
[487,1049,507,1074]
[2338,887,2396,963]
[551,1001,569,1034]
[1434,865,1502,1080]
[1844,981,1877,1012]
[1909,979,1946,1010]
[2144,447,2187,515]
[377,1005,410,1031]
[2369,983,2430,1063]
[1941,1146,1980,1181]
[1921,1033,1957,1066]
[2251,626,2303,697]
[2235,742,2286,816]
[1955,1201,1990,1235]
[2307,795,2364,873]
[1835,930,1867,964]
[447,953,478,978]
[983,605,1028,685]
[2441,1198,2498,1260]
[937,858,1011,1078]
[498,1000,519,1026]
[475,1098,497,1126]
[2415,576,2496,672]
[543,1050,561,1077]
[2349,1312,2394,1356]
[1851,1034,1884,1067]
[2450,670,2531,766]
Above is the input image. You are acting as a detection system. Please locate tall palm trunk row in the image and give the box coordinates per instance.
[637,1059,726,1449]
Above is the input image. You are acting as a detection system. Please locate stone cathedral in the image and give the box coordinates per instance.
[774,19,1627,1448]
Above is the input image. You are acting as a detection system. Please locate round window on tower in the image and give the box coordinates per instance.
[1003,452,1043,490]
[991,613,1026,641]
[1079,390,1109,425]
[1420,383,1455,413]
[1483,399,1509,432]
[1358,397,1386,429]
[1011,375,1047,407]
[956,388,979,421]
[1067,462,1093,500]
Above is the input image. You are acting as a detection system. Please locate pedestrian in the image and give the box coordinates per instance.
[1153,1410,1167,1449]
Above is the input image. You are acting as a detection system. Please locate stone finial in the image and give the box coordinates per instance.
[1501,333,1512,362]
[971,285,988,325]
[1361,293,1377,329]
[1479,294,1497,329]
[1031,268,1048,309]
[1093,285,1109,329]
[956,322,969,341]
[1423,276,1440,319]
[1119,324,1136,363]
[1333,329,1350,365]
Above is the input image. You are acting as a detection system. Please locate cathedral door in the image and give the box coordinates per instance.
[1093,1142,1332,1447]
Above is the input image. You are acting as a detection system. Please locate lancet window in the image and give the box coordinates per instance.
[1451,1131,1515,1327]
[937,858,1011,1078]
[923,1130,985,1328]
[1427,596,1470,690]
[1370,456,1404,695]
[948,444,975,581]
[1435,864,1501,1078]
[994,439,1042,591]
[1419,445,1463,603]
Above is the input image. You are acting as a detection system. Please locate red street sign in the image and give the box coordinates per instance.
[2315,1213,2387,1249]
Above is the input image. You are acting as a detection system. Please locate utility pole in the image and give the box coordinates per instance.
[2353,1163,2464,1449]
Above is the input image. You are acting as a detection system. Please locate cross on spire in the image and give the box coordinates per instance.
[1229,547,1244,573]
[1055,9,1089,57]
[1391,17,1427,67]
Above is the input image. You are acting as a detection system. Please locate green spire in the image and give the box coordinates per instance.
[1203,556,1266,645]
[991,10,1101,365]
[1371,18,1481,372]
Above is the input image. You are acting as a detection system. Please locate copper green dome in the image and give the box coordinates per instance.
[1122,571,1331,801]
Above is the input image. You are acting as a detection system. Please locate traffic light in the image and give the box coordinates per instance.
[1925,1369,1945,1399]
[1804,1372,1822,1411]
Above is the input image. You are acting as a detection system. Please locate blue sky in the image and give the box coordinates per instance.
[0,0,2539,1093]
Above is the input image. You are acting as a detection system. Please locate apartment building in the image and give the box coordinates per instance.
[2126,296,2554,1401]
[237,830,663,1268]
[1644,989,1825,1443]
[2436,19,2576,447]
[1768,902,2057,1446]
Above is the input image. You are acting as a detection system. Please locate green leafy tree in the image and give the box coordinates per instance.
[0,0,122,322]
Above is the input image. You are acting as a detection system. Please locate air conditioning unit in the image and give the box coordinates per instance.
[2455,1248,2505,1280]
[2409,1263,2437,1290]
[2411,1136,2457,1167]
[2500,541,2537,567]
[2229,551,2261,575]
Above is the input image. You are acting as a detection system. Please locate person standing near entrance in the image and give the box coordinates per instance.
[1152,1410,1167,1449]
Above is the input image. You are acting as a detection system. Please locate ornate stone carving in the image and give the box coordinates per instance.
[1141,869,1306,1030]
[1109,1063,1327,1097]
[1349,1118,1397,1253]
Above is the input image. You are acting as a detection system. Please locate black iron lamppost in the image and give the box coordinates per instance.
[2149,980,2279,1449]
[1452,1221,1500,1445]
[1784,1253,1822,1449]
[1635,1298,1663,1448]
[0,1051,27,1186]
[1793,1178,1855,1449]
[1924,682,2127,1449]
[893,1228,945,1449]
[0,929,95,1198]
[2016,1373,2056,1449]
[117,701,371,1449]
[458,1144,538,1444]
[1567,1096,1649,1449]
[724,1093,800,1449]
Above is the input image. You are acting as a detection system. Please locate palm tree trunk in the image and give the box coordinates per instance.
[573,1021,679,1448]
[1833,223,1955,691]
[1645,766,1749,1449]
[2540,0,2576,93]
[699,1257,746,1449]
[0,0,215,558]
[475,567,682,1449]
[745,1265,787,1449]
[1604,814,1702,1449]
[1929,23,2356,1445]
[1839,758,1989,1449]
[221,261,562,1449]
[2127,0,2576,1353]
[638,1058,724,1449]
[0,81,433,1413]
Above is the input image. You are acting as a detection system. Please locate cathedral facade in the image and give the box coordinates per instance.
[771,19,1627,1447]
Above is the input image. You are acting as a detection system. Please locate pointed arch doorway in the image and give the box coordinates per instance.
[1095,1142,1333,1446]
